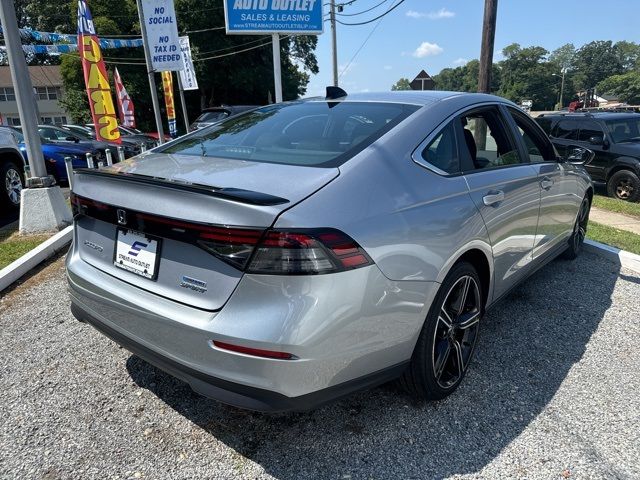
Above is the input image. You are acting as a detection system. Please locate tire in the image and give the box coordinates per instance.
[606,170,640,202]
[400,261,484,401]
[562,195,591,260]
[0,161,24,212]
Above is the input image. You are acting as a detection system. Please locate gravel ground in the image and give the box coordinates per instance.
[1,251,639,480]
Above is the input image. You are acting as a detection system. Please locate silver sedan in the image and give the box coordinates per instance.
[66,91,592,411]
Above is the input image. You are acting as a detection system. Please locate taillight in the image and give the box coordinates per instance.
[197,227,263,270]
[246,229,373,275]
[211,340,295,360]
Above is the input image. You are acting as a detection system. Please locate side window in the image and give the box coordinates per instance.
[507,108,556,162]
[38,127,57,140]
[535,117,553,135]
[420,121,460,175]
[459,108,521,171]
[577,120,604,142]
[552,119,579,139]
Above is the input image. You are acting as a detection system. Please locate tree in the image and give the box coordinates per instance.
[614,41,640,71]
[573,41,624,90]
[391,78,411,90]
[549,43,575,72]
[597,71,640,104]
[497,43,557,110]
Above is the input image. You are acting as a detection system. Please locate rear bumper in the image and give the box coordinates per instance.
[71,301,406,412]
[66,240,436,411]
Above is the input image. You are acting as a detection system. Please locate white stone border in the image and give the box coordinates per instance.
[584,239,640,274]
[0,225,73,292]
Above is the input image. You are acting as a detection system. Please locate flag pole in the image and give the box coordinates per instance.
[136,0,165,144]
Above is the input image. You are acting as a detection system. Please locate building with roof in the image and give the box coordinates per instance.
[0,65,70,126]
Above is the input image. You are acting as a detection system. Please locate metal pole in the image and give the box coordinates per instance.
[176,72,191,133]
[330,0,338,87]
[105,149,113,166]
[0,2,52,185]
[136,0,165,144]
[117,146,125,162]
[271,33,283,103]
[86,152,95,169]
[64,157,74,189]
[559,69,566,109]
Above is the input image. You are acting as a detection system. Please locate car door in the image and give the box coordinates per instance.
[460,105,541,300]
[576,120,614,182]
[505,107,577,259]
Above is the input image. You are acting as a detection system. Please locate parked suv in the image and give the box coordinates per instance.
[536,112,640,201]
[0,127,25,212]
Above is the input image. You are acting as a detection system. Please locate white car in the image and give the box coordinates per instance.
[0,127,25,212]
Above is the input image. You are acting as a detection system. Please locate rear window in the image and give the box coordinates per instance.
[162,101,420,167]
[195,111,230,123]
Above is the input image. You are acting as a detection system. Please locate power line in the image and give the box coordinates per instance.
[338,11,385,78]
[336,0,406,26]
[336,0,392,17]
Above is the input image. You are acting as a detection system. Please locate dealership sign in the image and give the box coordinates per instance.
[141,0,183,71]
[224,0,323,34]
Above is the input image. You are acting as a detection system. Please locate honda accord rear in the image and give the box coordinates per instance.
[67,91,592,411]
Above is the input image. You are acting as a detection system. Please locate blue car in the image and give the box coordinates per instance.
[0,126,103,183]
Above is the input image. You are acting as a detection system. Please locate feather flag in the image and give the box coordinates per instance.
[77,0,121,143]
[114,68,136,128]
[161,71,177,138]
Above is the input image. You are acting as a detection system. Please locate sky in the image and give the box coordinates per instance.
[304,0,640,97]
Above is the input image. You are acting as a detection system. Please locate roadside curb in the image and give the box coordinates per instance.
[0,225,73,292]
[584,239,640,274]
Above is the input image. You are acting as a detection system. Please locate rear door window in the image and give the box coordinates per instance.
[507,108,557,162]
[458,107,522,172]
[552,119,579,139]
[419,121,460,174]
[577,120,604,142]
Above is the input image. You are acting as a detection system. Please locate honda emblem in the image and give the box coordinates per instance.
[117,209,127,225]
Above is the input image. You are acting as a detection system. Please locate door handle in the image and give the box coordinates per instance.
[540,176,554,190]
[483,190,504,206]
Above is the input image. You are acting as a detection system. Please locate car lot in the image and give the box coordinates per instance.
[1,251,639,479]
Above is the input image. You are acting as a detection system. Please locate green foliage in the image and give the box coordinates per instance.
[391,78,411,90]
[432,60,499,93]
[573,41,624,90]
[597,71,640,104]
[549,43,575,72]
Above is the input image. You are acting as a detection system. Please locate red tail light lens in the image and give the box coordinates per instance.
[246,229,373,275]
[197,227,263,270]
[212,340,294,360]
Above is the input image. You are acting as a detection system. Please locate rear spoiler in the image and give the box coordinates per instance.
[74,169,289,206]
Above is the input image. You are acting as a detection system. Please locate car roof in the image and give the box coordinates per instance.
[539,112,640,121]
[301,90,510,107]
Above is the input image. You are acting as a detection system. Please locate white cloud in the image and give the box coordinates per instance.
[412,42,444,58]
[406,8,455,20]
[452,57,468,66]
[384,65,392,70]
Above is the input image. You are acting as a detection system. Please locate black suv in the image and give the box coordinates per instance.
[536,112,640,201]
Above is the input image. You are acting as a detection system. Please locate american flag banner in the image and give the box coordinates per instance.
[77,0,121,143]
[114,68,136,128]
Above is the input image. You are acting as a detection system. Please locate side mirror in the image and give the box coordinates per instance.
[588,135,603,145]
[563,145,595,164]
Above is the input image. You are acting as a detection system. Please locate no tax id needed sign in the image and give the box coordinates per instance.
[141,0,183,71]
[224,0,324,34]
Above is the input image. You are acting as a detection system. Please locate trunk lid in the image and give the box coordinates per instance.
[72,152,339,311]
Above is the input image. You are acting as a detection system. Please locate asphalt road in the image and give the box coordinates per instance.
[1,251,639,479]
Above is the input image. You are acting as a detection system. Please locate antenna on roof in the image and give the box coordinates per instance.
[326,86,347,100]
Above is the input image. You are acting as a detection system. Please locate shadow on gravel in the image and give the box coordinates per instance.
[126,253,621,479]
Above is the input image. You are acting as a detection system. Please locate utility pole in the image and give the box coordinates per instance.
[136,0,165,144]
[477,0,498,94]
[0,1,70,232]
[176,73,191,133]
[330,0,338,87]
[559,68,566,109]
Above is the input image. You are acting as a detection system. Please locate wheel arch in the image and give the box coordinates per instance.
[435,241,493,307]
[605,158,640,181]
[0,148,26,169]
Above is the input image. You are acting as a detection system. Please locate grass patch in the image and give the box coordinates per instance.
[0,229,51,270]
[592,195,640,219]
[587,221,640,255]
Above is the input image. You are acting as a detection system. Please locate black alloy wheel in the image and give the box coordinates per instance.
[400,262,483,400]
[563,195,590,260]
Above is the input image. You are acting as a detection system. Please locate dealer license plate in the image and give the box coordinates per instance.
[114,229,160,280]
